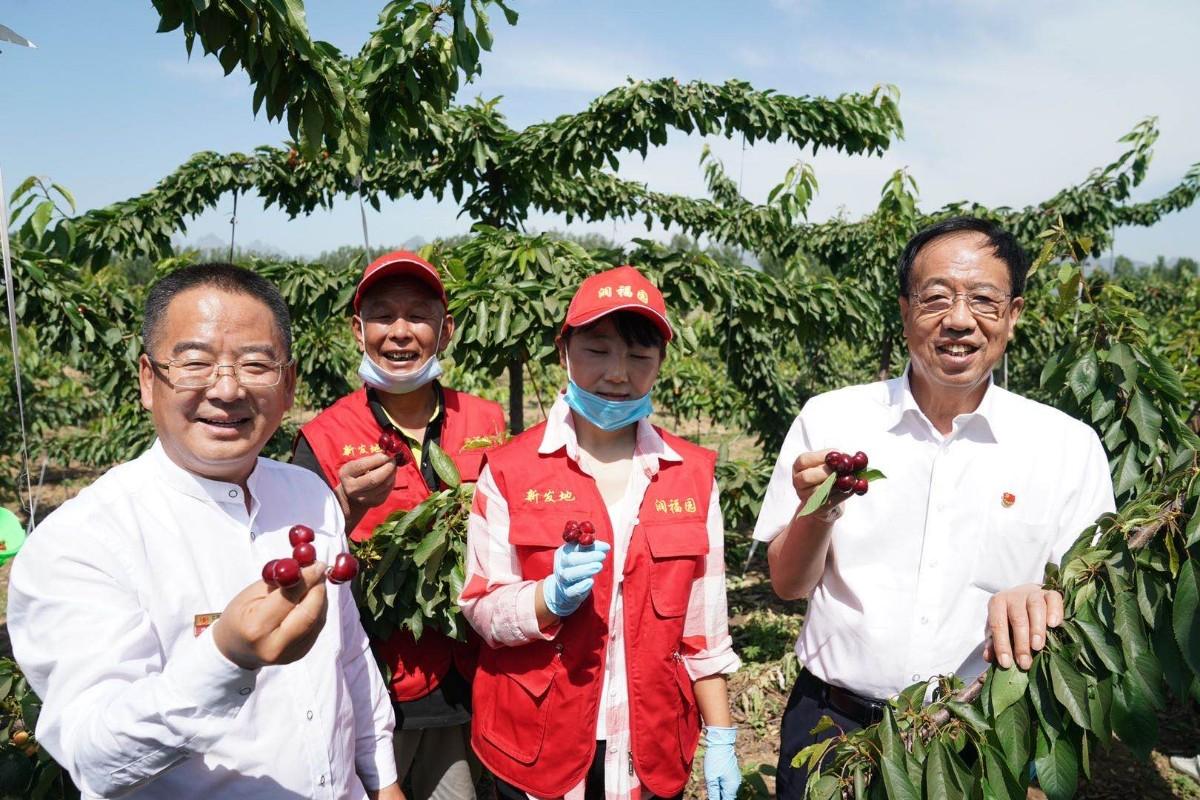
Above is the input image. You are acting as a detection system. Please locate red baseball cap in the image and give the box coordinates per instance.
[353,251,447,312]
[562,265,674,342]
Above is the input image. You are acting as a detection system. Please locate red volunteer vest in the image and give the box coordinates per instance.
[300,386,505,702]
[472,422,716,798]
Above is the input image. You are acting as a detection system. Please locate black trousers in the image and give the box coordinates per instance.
[493,741,682,800]
[775,673,867,800]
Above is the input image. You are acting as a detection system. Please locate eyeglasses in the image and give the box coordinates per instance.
[910,290,1012,321]
[148,357,292,389]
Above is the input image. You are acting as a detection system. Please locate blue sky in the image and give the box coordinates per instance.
[2,0,1198,261]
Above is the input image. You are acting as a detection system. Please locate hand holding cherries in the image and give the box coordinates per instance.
[796,449,886,517]
[261,524,359,588]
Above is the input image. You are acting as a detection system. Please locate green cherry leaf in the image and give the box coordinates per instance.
[797,473,837,517]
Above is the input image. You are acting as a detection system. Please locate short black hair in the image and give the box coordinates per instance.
[562,311,666,354]
[898,216,1030,298]
[142,263,293,358]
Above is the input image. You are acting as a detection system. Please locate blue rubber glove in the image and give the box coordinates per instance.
[704,726,741,800]
[541,540,612,618]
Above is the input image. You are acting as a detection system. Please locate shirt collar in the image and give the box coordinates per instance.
[148,439,257,509]
[538,395,682,477]
[367,382,445,437]
[886,365,1004,443]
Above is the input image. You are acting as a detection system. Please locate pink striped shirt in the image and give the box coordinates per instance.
[460,398,740,799]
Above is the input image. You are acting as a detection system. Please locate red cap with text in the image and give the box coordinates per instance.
[562,265,674,342]
[353,251,447,312]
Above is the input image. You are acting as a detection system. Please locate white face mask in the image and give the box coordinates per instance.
[356,317,445,395]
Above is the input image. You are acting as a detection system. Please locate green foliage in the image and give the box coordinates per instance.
[351,443,475,646]
[434,227,604,377]
[733,610,802,664]
[150,0,516,170]
[1034,220,1200,503]
[0,659,74,800]
[716,455,773,535]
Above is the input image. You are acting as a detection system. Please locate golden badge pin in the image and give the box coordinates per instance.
[1001,492,1016,508]
[193,612,222,637]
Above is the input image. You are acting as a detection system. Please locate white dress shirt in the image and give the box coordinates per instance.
[753,371,1115,700]
[7,441,397,799]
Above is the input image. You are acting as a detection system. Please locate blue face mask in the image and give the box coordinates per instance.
[563,355,653,431]
[356,318,444,395]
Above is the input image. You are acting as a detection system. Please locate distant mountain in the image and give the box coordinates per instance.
[174,233,289,258]
[169,234,429,261]
[1086,254,1149,273]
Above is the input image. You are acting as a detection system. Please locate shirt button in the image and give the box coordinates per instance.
[554,643,563,653]
[920,616,930,625]
[238,687,252,696]
[307,710,314,720]
[228,489,238,498]
[319,775,325,786]
[912,673,921,682]
[928,560,938,568]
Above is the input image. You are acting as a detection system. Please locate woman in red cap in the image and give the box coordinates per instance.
[460,266,741,800]
[294,250,506,800]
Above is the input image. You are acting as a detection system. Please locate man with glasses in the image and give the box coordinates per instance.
[7,263,402,799]
[753,217,1115,797]
[293,251,505,800]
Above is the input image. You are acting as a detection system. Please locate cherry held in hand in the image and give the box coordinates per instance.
[327,553,359,584]
[289,524,315,547]
[272,558,302,588]
[293,542,317,567]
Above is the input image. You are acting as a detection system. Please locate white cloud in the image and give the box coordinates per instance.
[732,44,771,70]
[475,41,666,94]
[782,0,1200,212]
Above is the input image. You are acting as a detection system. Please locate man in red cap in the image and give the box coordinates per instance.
[294,250,506,800]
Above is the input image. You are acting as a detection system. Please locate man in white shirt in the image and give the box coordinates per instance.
[753,217,1116,797]
[7,264,403,800]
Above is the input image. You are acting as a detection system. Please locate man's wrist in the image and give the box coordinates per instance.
[799,502,843,525]
[817,504,843,523]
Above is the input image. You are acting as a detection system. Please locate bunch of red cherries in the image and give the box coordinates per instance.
[261,524,359,588]
[378,430,408,464]
[562,520,596,547]
[826,450,871,496]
